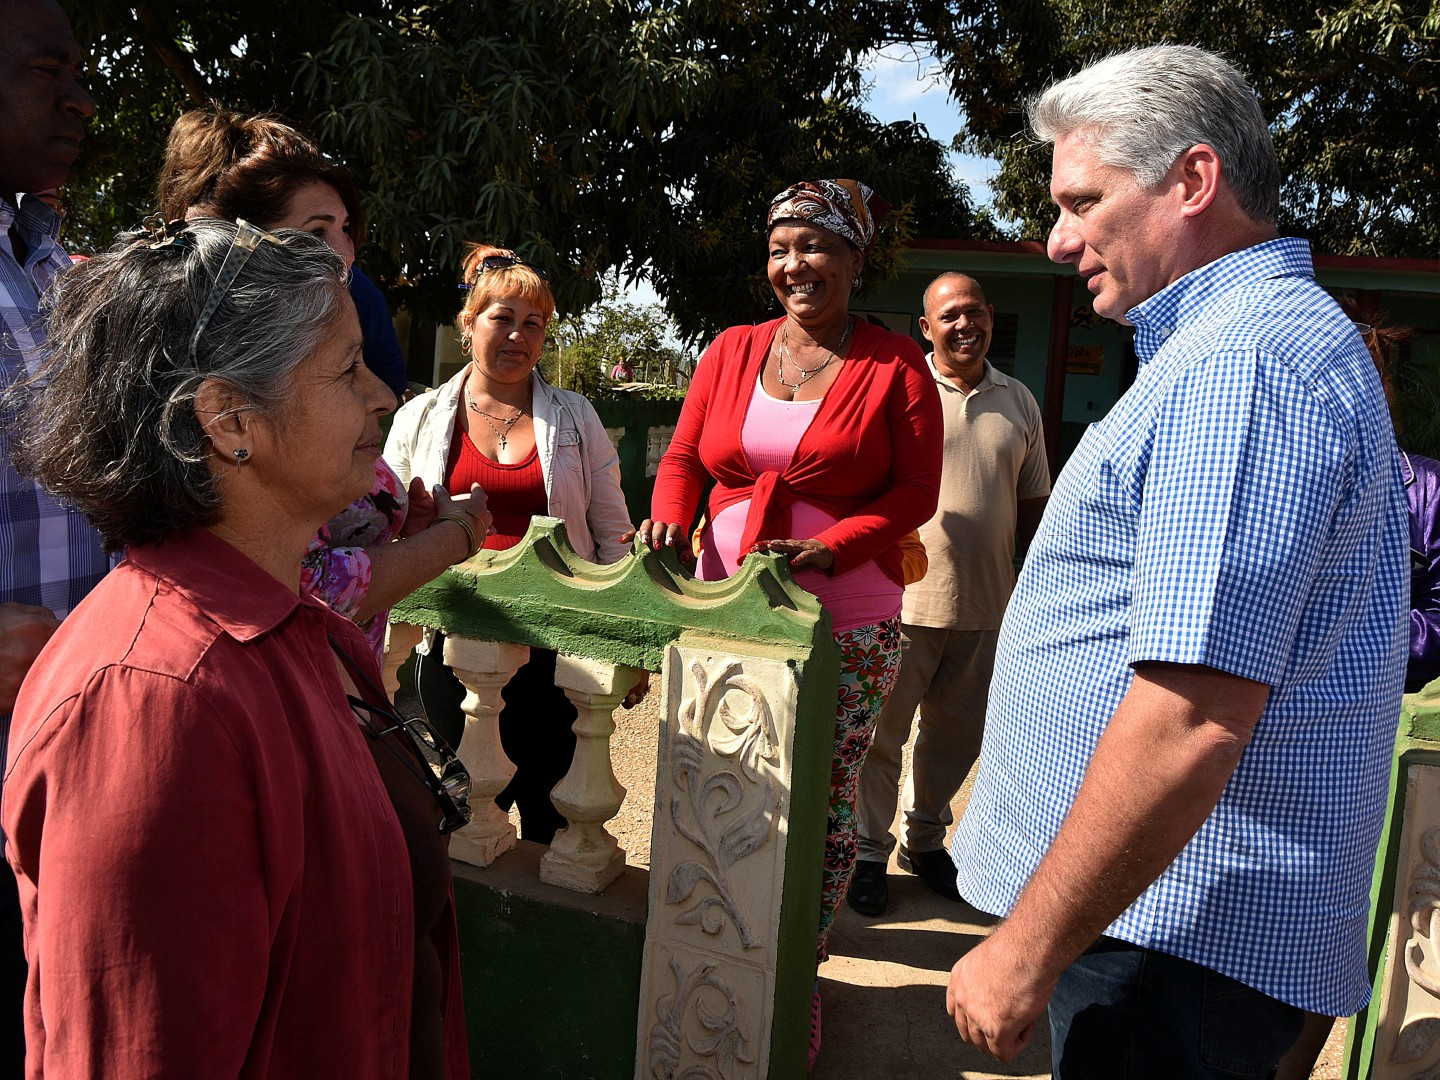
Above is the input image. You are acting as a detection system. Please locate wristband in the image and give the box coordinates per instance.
[435,513,480,560]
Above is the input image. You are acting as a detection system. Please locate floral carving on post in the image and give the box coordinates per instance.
[1394,828,1440,1075]
[647,954,756,1080]
[1408,828,1440,998]
[664,658,783,950]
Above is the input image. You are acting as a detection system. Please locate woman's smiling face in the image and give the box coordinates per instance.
[467,295,549,386]
[766,223,862,326]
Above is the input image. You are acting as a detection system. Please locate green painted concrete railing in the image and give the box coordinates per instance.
[391,516,827,673]
[391,517,840,1078]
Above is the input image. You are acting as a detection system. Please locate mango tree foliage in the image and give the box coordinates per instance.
[919,0,1440,257]
[61,0,989,339]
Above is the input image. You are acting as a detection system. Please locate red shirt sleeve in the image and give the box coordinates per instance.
[650,328,734,527]
[812,345,943,574]
[5,666,272,1079]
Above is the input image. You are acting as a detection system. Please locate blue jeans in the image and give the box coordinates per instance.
[1049,937,1304,1079]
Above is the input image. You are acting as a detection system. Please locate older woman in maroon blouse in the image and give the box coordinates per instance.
[1,220,483,1077]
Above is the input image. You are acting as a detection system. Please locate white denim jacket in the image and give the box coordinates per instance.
[384,368,633,565]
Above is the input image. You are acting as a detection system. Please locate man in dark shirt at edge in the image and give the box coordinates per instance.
[0,1,105,1070]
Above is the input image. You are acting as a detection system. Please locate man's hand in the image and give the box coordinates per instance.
[1,603,60,713]
[945,928,1056,1063]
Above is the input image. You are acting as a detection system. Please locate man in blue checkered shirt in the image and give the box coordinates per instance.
[944,45,1408,1077]
[0,2,105,1070]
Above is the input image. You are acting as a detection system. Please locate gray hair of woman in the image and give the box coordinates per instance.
[1028,44,1281,225]
[2,218,347,550]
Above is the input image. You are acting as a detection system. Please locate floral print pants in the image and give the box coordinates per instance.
[816,616,902,963]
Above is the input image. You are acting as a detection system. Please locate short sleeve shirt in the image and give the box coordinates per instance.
[901,359,1050,630]
[951,238,1409,1015]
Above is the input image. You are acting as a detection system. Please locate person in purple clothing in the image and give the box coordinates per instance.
[1403,451,1440,691]
[1339,299,1440,694]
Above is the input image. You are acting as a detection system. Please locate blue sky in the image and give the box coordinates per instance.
[859,46,1003,208]
[623,47,1000,313]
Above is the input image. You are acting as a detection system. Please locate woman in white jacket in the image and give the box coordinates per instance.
[384,244,635,842]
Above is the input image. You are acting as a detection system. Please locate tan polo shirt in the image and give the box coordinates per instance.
[902,356,1051,631]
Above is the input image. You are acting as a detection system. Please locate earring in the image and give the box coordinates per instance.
[233,448,250,461]
[851,273,864,293]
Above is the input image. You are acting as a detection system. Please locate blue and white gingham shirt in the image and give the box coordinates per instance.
[951,238,1408,1015]
[1,194,108,619]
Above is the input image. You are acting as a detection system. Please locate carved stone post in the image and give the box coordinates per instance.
[381,621,423,700]
[540,655,639,894]
[1346,682,1440,1079]
[444,636,530,868]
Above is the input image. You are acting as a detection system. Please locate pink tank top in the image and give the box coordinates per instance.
[698,375,900,632]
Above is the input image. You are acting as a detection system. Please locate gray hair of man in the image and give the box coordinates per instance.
[1,218,347,551]
[1028,45,1281,225]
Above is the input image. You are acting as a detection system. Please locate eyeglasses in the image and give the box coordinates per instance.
[326,635,472,833]
[189,218,284,364]
[458,252,550,289]
[347,693,474,835]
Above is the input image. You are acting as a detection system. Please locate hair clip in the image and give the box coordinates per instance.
[469,252,551,282]
[139,214,193,252]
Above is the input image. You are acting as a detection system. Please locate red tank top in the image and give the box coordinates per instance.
[446,427,547,550]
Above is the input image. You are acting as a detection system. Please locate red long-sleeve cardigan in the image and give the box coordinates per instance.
[651,317,943,585]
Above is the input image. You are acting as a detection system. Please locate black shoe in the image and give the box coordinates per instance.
[898,846,962,902]
[846,860,889,917]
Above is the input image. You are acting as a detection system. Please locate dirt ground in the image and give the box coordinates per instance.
[516,689,1348,1079]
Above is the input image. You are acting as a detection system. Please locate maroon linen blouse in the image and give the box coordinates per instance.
[3,528,414,1079]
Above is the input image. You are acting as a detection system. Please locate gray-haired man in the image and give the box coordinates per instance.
[944,46,1407,1077]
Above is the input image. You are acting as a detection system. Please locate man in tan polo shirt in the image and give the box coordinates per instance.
[849,272,1051,915]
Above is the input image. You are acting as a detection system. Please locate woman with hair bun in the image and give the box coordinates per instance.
[157,107,485,663]
[386,243,637,844]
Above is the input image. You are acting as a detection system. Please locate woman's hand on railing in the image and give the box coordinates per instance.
[755,538,835,572]
[622,520,694,564]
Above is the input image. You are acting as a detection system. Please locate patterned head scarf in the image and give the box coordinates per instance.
[766,179,879,250]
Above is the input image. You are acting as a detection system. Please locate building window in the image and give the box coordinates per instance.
[989,313,1019,374]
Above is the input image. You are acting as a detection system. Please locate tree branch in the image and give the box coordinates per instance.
[132,5,210,105]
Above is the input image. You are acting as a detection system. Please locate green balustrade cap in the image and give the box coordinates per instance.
[390,516,832,670]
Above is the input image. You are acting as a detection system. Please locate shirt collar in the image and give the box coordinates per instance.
[925,352,1006,393]
[1127,237,1314,367]
[1402,451,1416,489]
[125,528,317,642]
[1,193,64,254]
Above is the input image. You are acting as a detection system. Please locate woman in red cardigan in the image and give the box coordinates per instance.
[643,178,943,1066]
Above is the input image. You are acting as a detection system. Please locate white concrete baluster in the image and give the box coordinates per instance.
[380,622,423,701]
[541,655,639,893]
[443,636,530,868]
